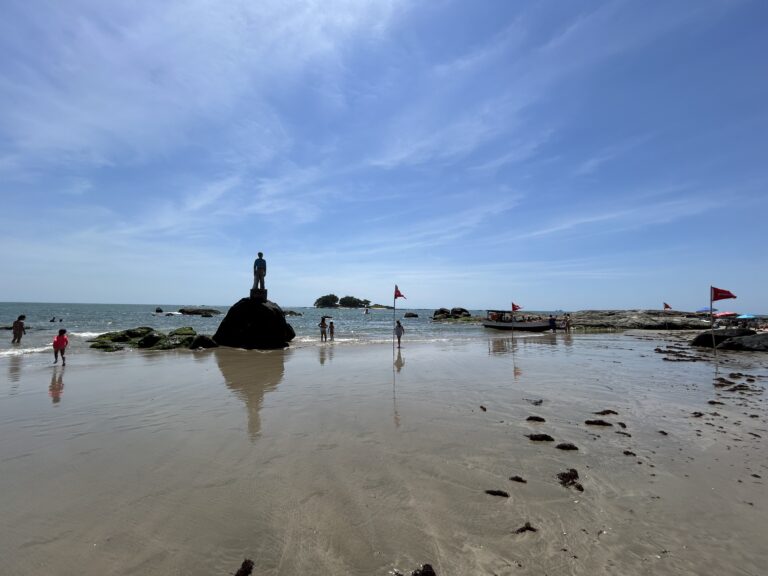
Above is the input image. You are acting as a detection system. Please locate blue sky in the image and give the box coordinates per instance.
[1,0,766,312]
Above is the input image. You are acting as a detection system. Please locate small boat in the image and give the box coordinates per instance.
[482,310,551,332]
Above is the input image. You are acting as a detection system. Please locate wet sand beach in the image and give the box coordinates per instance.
[1,332,766,575]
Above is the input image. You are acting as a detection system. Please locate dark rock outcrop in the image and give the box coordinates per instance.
[718,333,768,352]
[169,327,196,337]
[89,340,124,352]
[690,329,755,348]
[155,307,163,313]
[450,307,471,318]
[213,298,295,350]
[178,307,221,316]
[433,307,478,321]
[137,331,165,348]
[94,326,154,343]
[89,326,205,351]
[189,334,219,349]
[404,312,419,318]
[432,308,451,320]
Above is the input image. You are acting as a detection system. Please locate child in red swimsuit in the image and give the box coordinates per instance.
[53,329,69,365]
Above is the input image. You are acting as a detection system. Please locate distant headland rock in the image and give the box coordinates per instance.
[213,298,295,350]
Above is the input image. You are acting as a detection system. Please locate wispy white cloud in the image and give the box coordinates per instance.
[514,193,722,241]
[574,133,654,176]
[0,0,403,173]
[471,129,554,171]
[183,175,241,212]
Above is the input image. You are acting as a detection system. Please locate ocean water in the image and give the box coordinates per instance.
[0,302,501,357]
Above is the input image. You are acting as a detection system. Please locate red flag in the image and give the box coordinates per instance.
[394,285,406,299]
[663,302,672,310]
[711,286,736,301]
[512,302,522,311]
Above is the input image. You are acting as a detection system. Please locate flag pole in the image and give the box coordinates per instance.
[393,286,396,352]
[710,286,717,357]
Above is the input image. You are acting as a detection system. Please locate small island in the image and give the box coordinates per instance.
[314,294,392,309]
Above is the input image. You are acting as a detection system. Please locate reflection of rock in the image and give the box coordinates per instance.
[213,298,295,350]
[214,349,287,439]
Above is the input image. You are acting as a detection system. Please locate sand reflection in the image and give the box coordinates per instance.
[49,369,64,404]
[488,336,517,355]
[7,354,22,390]
[214,348,288,440]
[318,344,335,365]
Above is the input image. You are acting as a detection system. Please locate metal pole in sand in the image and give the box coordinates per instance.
[393,290,396,353]
[709,286,717,359]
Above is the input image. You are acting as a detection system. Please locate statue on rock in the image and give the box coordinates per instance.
[251,251,267,302]
[212,254,295,350]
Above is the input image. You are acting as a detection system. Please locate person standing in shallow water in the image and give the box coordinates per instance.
[11,315,26,344]
[319,318,328,342]
[53,329,69,365]
[253,252,267,290]
[549,315,557,333]
[329,321,335,341]
[395,320,405,348]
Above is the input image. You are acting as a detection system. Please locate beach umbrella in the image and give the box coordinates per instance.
[736,314,755,319]
[713,311,738,318]
[696,307,717,313]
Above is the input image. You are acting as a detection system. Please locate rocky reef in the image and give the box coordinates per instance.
[89,326,217,352]
[568,310,711,330]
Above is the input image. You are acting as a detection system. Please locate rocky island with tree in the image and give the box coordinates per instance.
[314,294,391,309]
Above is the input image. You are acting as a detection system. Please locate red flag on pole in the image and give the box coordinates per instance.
[512,302,522,311]
[663,302,672,310]
[394,285,406,299]
[711,287,736,301]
